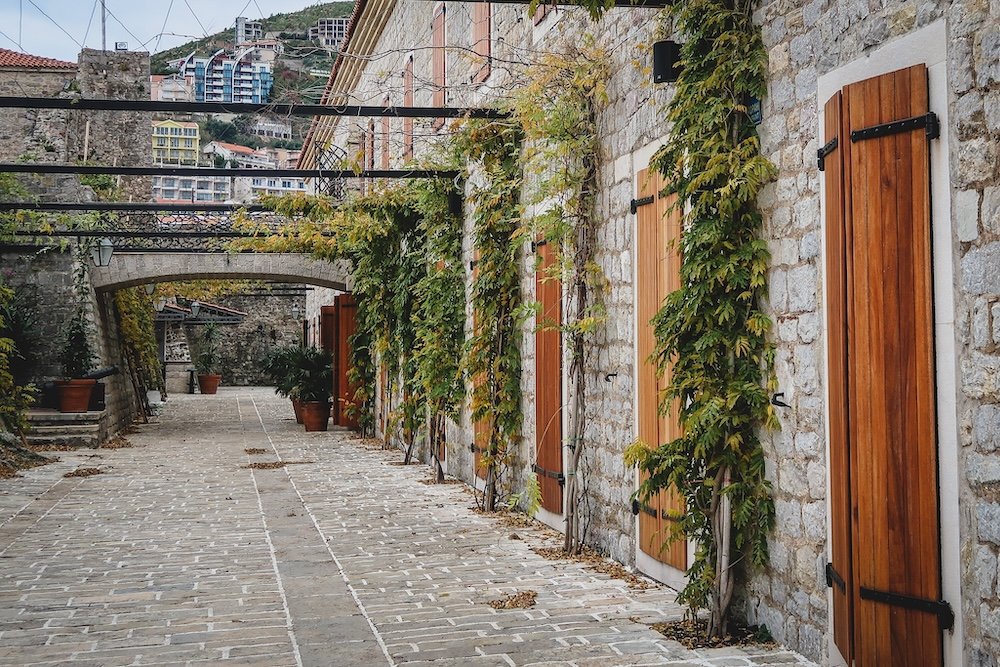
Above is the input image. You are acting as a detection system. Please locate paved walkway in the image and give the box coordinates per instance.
[1,388,816,667]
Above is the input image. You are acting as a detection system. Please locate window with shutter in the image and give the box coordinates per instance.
[381,97,390,169]
[534,240,563,514]
[634,167,687,572]
[403,57,414,159]
[472,4,491,84]
[823,63,947,667]
[432,6,446,130]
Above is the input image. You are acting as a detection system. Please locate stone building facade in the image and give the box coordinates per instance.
[300,1,998,664]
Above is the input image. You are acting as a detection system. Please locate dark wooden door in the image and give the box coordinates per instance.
[534,240,563,514]
[635,167,686,570]
[824,64,945,667]
[333,294,359,430]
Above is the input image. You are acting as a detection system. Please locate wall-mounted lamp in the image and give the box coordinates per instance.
[154,297,167,312]
[89,237,114,267]
[144,283,156,295]
[190,301,202,317]
[652,40,682,84]
[291,304,301,320]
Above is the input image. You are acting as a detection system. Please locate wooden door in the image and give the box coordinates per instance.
[534,240,563,514]
[823,64,947,667]
[471,257,489,479]
[321,306,336,354]
[634,167,686,570]
[333,294,359,430]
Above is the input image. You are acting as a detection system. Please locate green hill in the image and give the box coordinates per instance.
[150,2,354,73]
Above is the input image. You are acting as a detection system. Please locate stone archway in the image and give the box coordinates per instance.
[89,252,352,293]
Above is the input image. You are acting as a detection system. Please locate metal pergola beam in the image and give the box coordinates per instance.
[0,164,460,179]
[0,97,509,119]
[10,230,332,239]
[0,202,270,212]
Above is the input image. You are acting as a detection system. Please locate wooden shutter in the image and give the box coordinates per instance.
[635,168,686,570]
[534,240,563,513]
[403,58,414,159]
[472,4,491,84]
[825,64,945,667]
[822,90,854,662]
[471,255,488,479]
[381,98,390,169]
[366,120,375,170]
[432,7,446,129]
[334,294,360,430]
[321,305,337,354]
[532,4,554,24]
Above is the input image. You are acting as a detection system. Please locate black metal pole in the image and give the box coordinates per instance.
[0,97,509,119]
[0,163,461,179]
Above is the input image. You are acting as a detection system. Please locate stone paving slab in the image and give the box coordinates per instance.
[0,388,818,667]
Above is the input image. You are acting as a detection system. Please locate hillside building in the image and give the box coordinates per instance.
[308,18,350,50]
[235,17,263,45]
[151,119,199,166]
[149,73,193,102]
[172,49,273,104]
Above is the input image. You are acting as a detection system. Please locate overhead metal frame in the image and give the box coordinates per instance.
[415,0,671,5]
[0,96,510,119]
[0,163,461,179]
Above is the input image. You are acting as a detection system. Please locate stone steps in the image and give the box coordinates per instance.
[26,410,104,449]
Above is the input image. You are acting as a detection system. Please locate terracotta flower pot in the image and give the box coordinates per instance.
[300,401,331,432]
[56,379,97,413]
[197,373,222,395]
[291,397,304,424]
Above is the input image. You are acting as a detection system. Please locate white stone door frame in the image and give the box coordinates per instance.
[816,19,962,667]
[623,140,693,591]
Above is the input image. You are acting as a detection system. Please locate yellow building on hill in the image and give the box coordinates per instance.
[152,119,200,165]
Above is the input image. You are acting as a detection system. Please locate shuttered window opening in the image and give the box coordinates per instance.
[403,57,414,159]
[534,240,563,514]
[432,7,447,130]
[470,254,489,479]
[823,63,946,667]
[333,294,360,430]
[634,167,686,571]
[381,97,390,169]
[472,4,491,84]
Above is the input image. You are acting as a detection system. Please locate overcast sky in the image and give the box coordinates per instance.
[0,1,347,62]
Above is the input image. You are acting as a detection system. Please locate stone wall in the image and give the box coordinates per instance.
[332,2,1000,662]
[212,289,307,385]
[0,67,76,162]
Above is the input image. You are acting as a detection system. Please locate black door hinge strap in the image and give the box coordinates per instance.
[532,463,565,486]
[817,137,838,171]
[826,562,846,591]
[630,195,654,214]
[850,112,940,143]
[859,586,954,631]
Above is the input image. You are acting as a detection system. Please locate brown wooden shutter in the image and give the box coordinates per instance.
[822,90,855,663]
[534,240,563,513]
[635,168,686,570]
[472,4,491,84]
[334,294,360,430]
[471,254,488,479]
[532,4,553,24]
[403,58,414,159]
[432,7,446,129]
[381,99,390,169]
[366,120,375,171]
[825,64,945,667]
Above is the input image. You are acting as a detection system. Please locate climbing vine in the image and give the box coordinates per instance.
[453,120,525,512]
[511,44,609,553]
[244,182,466,474]
[624,0,778,639]
[114,287,165,409]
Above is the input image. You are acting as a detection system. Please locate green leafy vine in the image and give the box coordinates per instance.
[625,0,779,638]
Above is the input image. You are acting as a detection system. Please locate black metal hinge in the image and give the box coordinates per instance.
[629,498,657,518]
[859,586,954,631]
[817,137,838,171]
[530,239,548,253]
[532,463,565,486]
[825,562,846,591]
[630,195,655,215]
[851,111,940,143]
[469,259,478,271]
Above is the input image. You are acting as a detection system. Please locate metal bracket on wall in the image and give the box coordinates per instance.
[850,112,940,143]
[531,463,565,486]
[816,137,838,171]
[859,586,954,631]
[630,195,655,214]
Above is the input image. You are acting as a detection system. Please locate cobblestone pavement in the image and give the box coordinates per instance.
[1,388,818,667]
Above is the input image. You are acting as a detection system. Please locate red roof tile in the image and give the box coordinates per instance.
[0,48,76,70]
[213,141,258,155]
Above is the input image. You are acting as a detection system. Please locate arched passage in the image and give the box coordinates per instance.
[90,252,352,293]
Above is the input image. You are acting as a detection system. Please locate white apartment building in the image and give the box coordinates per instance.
[308,18,349,50]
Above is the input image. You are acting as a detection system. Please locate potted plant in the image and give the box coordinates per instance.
[263,345,306,423]
[56,311,97,413]
[195,322,223,395]
[293,346,333,432]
